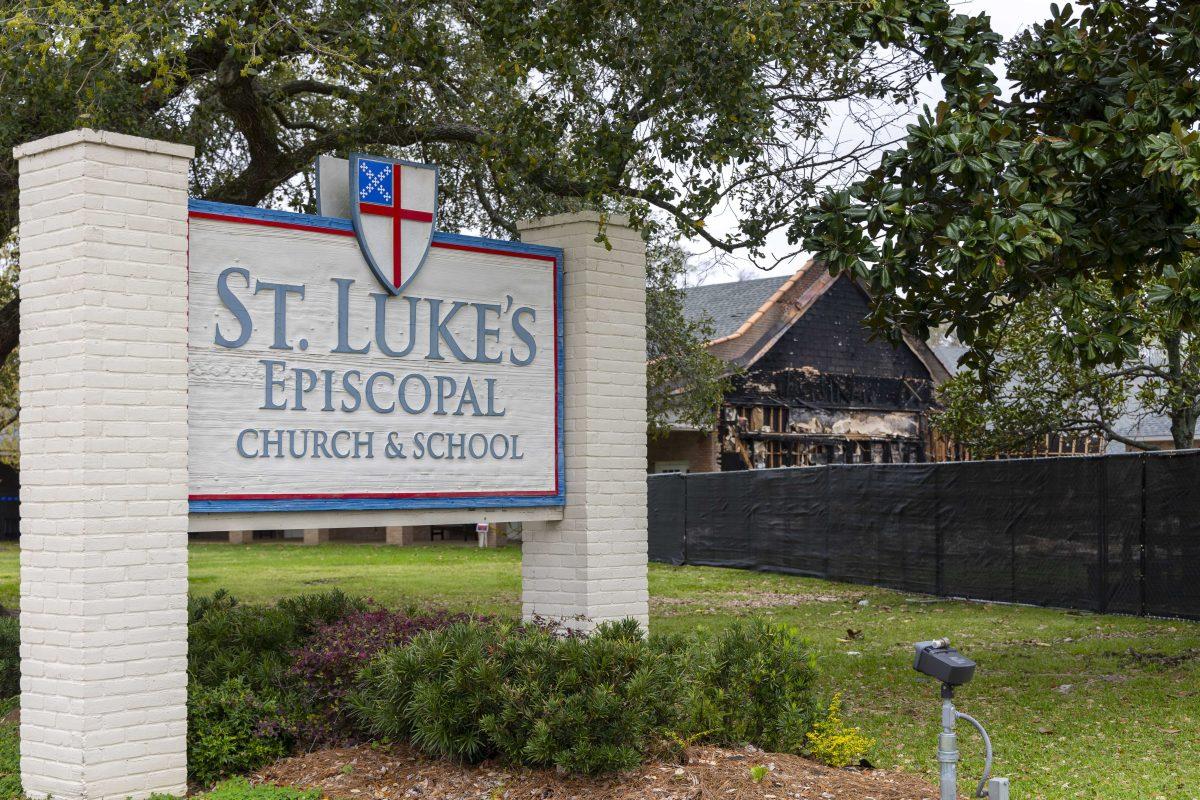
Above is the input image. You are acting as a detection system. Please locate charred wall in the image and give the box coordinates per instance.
[718,276,939,470]
[752,276,930,379]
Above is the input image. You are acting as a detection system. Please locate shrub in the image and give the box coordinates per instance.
[0,617,19,699]
[351,622,507,762]
[287,607,479,743]
[351,619,683,774]
[483,618,680,774]
[188,678,287,788]
[674,619,821,753]
[188,590,367,692]
[0,697,19,800]
[186,590,366,783]
[805,693,874,767]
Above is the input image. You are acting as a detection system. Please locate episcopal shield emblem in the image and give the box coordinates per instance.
[349,155,438,294]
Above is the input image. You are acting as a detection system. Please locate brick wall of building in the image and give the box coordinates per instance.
[648,430,718,473]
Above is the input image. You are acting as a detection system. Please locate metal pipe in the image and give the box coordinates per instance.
[938,693,959,800]
[956,710,993,797]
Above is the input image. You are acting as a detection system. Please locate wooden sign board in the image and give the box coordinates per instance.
[186,157,563,515]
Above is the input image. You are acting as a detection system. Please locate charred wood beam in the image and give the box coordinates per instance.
[740,431,921,443]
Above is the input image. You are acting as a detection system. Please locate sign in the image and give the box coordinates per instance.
[186,156,564,513]
[349,155,437,294]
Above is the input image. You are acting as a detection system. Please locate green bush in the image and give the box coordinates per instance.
[0,618,19,700]
[351,619,682,774]
[189,590,366,692]
[186,590,366,785]
[673,619,820,753]
[0,697,19,800]
[187,678,288,788]
[485,618,680,774]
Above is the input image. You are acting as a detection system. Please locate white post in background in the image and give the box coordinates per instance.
[16,130,192,800]
[517,213,649,630]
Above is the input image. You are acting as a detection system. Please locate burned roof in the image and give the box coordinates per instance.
[681,274,791,340]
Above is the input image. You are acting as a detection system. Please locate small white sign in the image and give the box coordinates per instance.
[186,156,563,514]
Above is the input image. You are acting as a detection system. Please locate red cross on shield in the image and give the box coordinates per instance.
[349,155,438,294]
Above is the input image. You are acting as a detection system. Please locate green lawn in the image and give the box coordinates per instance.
[0,541,1196,799]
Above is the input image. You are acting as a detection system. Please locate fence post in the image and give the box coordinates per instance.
[680,472,689,566]
[934,463,944,596]
[1139,453,1148,617]
[1097,457,1108,613]
[822,465,832,580]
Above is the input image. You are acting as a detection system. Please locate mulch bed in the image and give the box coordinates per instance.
[255,743,938,800]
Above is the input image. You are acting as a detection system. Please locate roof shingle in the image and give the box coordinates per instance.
[681,275,791,341]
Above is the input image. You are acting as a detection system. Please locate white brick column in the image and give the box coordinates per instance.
[15,130,192,800]
[517,213,649,630]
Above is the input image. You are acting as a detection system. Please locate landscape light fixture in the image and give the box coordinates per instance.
[913,639,1011,800]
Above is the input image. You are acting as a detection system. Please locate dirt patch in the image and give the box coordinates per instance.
[1122,646,1200,669]
[255,742,938,800]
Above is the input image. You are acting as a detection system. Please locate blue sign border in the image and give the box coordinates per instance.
[186,198,566,513]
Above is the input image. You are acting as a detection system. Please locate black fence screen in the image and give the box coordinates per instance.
[647,450,1200,619]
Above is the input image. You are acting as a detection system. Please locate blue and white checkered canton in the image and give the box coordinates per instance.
[358,160,393,205]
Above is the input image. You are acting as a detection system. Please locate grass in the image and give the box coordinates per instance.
[0,541,1197,799]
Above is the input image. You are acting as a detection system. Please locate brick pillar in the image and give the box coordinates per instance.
[516,213,649,631]
[228,530,253,545]
[16,129,192,799]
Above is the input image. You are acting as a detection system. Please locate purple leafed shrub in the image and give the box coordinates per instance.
[286,607,484,744]
[291,607,482,702]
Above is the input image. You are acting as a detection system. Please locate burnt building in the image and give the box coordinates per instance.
[648,260,951,473]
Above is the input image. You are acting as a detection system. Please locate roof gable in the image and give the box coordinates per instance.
[681,274,790,340]
[682,265,950,384]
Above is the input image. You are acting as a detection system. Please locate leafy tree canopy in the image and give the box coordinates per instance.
[0,0,942,428]
[646,241,732,436]
[934,261,1200,454]
[0,0,931,253]
[806,0,1200,373]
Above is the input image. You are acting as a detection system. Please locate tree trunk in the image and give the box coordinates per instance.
[1165,332,1197,449]
[1170,407,1197,449]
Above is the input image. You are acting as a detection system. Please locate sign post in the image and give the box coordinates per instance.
[15,130,649,797]
[518,214,650,631]
[16,129,192,800]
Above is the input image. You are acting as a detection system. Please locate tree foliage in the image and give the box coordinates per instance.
[934,262,1200,453]
[806,0,1200,372]
[646,242,732,436]
[0,0,941,428]
[0,0,934,255]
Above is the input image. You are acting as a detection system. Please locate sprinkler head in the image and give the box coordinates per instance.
[913,639,976,687]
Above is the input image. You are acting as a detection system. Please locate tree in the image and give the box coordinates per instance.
[646,242,732,437]
[0,252,15,467]
[0,0,938,370]
[933,267,1200,453]
[806,0,1200,373]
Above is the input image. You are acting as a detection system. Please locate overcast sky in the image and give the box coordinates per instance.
[692,0,1059,285]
